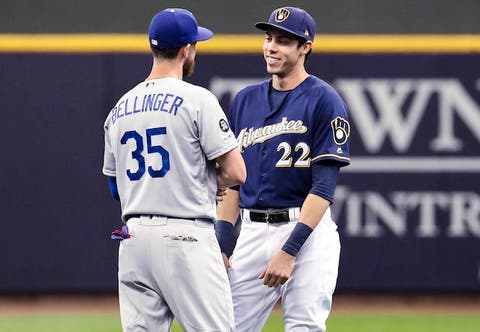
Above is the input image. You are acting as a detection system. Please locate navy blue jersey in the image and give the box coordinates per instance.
[229,76,350,209]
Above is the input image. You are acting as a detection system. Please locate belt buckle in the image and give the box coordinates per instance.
[263,212,271,223]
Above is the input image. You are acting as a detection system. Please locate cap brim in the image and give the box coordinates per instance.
[255,22,307,41]
[195,26,214,42]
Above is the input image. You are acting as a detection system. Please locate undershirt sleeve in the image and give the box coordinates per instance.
[310,160,341,204]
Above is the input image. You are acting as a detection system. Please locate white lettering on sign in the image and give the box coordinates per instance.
[334,79,480,153]
[333,186,480,238]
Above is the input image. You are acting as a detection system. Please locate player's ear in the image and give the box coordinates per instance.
[301,41,312,55]
[180,43,191,59]
[183,43,196,59]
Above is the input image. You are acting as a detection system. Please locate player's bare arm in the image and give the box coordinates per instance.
[215,188,241,269]
[259,193,330,287]
[216,147,246,188]
[215,187,227,202]
[217,189,240,224]
[215,153,244,269]
[297,193,331,230]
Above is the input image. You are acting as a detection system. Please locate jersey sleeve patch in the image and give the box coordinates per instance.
[219,119,230,132]
[330,116,350,146]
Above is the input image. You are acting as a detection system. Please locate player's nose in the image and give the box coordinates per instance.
[265,42,277,54]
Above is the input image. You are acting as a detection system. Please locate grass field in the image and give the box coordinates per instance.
[1,311,480,332]
[1,294,478,332]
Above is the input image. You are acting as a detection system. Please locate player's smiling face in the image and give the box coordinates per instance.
[263,29,308,78]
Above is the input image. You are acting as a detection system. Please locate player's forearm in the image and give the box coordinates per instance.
[279,193,330,258]
[216,148,246,188]
[217,188,240,223]
[215,188,240,258]
[298,193,330,229]
[217,168,243,188]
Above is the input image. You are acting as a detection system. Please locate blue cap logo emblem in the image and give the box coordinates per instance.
[275,8,290,22]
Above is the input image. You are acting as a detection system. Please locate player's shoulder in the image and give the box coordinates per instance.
[144,78,218,103]
[303,76,349,118]
[235,79,270,99]
[303,75,346,105]
[176,78,207,92]
[175,79,219,102]
[104,82,142,127]
[304,75,340,96]
[112,80,148,106]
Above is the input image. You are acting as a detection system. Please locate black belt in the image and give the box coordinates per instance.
[248,210,292,223]
[125,214,196,221]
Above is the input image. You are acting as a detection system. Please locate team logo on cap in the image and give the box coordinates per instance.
[275,8,290,22]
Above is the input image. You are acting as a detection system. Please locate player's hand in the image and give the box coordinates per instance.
[221,252,230,270]
[258,250,295,287]
[216,187,227,203]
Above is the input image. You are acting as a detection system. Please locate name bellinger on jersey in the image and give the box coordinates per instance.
[110,91,184,124]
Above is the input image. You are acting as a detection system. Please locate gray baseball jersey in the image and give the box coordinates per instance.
[103,77,237,221]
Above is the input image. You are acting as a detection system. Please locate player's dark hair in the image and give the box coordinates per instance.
[297,38,312,63]
[150,46,182,59]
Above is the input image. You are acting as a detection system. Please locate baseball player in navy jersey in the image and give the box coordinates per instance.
[102,8,246,332]
[216,6,351,331]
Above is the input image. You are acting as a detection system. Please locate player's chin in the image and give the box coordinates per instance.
[266,65,281,75]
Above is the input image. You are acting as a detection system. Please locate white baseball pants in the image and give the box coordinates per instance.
[229,208,340,331]
[118,216,235,332]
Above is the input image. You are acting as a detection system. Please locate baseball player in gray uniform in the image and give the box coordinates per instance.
[216,6,350,332]
[102,8,246,332]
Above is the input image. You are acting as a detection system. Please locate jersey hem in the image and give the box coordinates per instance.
[102,169,116,177]
[312,154,350,164]
[206,142,238,161]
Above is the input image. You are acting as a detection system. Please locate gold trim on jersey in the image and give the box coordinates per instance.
[312,154,351,162]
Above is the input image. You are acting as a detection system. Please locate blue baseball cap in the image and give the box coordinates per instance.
[255,7,316,42]
[148,8,213,49]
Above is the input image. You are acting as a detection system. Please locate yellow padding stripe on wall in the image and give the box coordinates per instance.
[1,34,480,53]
